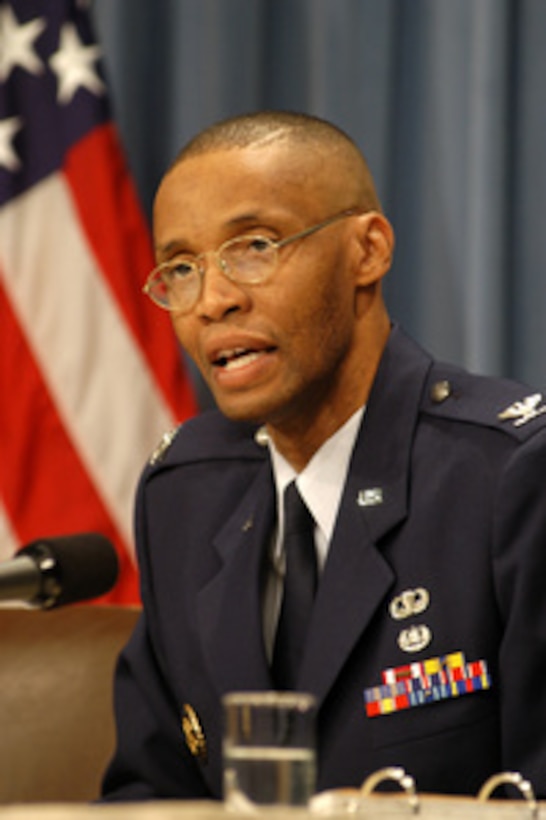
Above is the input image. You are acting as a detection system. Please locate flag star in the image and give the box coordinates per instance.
[0,5,46,81]
[0,116,23,171]
[49,22,105,104]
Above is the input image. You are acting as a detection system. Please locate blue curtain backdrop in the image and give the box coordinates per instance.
[92,0,546,406]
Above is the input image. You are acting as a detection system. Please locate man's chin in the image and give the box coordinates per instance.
[212,393,269,426]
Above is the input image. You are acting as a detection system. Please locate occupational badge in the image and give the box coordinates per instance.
[389,588,430,620]
[397,624,432,653]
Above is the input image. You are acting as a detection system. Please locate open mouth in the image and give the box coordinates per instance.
[213,346,275,371]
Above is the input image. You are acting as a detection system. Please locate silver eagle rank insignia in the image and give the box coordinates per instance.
[498,393,546,427]
[149,427,180,465]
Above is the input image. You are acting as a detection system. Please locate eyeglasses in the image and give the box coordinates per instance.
[143,209,358,313]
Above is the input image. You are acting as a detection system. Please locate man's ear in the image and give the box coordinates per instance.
[353,211,395,286]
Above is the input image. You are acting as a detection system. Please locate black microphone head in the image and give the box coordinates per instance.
[18,533,119,608]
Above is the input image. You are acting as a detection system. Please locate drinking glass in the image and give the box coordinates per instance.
[222,691,317,809]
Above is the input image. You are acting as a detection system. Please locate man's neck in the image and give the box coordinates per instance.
[266,310,390,471]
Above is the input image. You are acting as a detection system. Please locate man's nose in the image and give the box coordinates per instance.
[194,252,250,320]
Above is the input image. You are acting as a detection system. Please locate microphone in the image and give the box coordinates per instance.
[0,533,119,608]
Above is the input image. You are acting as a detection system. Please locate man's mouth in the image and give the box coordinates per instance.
[213,346,274,371]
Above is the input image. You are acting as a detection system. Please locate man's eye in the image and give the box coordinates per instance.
[165,260,195,279]
[245,237,273,254]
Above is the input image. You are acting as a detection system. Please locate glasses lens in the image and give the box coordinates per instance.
[222,236,276,283]
[150,261,200,311]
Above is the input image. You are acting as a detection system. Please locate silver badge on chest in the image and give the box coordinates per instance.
[397,624,432,653]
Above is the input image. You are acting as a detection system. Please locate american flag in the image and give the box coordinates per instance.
[0,0,196,603]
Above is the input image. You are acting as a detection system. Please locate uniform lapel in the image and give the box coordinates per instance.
[197,463,276,696]
[298,490,395,703]
[299,326,433,705]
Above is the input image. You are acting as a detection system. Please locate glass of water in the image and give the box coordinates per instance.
[222,691,317,809]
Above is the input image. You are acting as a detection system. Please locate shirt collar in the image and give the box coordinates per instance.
[268,406,365,546]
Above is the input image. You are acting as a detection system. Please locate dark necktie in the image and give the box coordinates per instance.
[272,481,318,690]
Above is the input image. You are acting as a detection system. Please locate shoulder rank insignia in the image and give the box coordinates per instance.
[149,427,179,465]
[498,393,546,427]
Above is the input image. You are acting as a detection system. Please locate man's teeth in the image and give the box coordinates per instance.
[217,349,261,370]
[223,351,261,371]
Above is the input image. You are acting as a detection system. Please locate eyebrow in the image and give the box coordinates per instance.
[155,211,286,257]
[225,212,267,227]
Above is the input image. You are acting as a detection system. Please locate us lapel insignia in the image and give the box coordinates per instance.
[498,393,546,427]
[357,488,384,507]
[364,652,491,717]
[181,703,207,762]
[149,427,179,465]
[389,587,430,620]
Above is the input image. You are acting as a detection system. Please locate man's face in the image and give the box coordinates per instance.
[153,143,367,435]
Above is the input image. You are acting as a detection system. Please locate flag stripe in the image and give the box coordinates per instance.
[0,173,173,547]
[0,278,139,602]
[0,502,18,562]
[63,124,197,420]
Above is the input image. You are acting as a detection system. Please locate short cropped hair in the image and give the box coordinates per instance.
[170,111,381,211]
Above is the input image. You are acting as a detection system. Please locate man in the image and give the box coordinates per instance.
[102,111,546,800]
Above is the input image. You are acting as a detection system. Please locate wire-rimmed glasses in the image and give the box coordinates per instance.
[143,209,358,313]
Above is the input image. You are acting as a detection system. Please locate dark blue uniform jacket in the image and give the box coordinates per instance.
[102,325,546,800]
